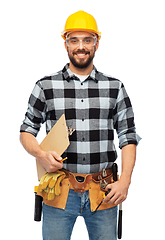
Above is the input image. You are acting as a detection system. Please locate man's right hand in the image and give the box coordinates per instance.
[37,150,64,173]
[20,132,64,173]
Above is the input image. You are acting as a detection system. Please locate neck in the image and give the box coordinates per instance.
[69,61,93,75]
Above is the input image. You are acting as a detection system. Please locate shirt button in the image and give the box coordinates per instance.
[82,119,84,121]
[81,83,83,85]
[82,138,85,141]
[81,99,84,102]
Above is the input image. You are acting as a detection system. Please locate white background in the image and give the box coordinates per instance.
[1,0,165,239]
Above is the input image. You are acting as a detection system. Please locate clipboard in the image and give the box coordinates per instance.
[36,114,70,181]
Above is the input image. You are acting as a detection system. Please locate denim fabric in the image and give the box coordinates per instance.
[42,189,117,240]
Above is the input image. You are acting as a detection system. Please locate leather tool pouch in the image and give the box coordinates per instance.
[90,169,116,212]
[40,168,117,212]
[67,169,116,212]
[92,169,114,191]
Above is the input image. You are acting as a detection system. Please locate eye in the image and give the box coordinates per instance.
[85,40,91,44]
[70,39,78,44]
[84,38,92,44]
[83,37,94,45]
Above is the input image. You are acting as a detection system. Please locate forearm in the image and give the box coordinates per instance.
[20,132,44,158]
[120,144,136,185]
[104,144,136,204]
[20,132,63,172]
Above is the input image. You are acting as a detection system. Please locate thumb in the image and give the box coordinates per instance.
[105,183,112,191]
[49,151,62,161]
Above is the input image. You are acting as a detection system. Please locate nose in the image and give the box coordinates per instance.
[78,39,84,49]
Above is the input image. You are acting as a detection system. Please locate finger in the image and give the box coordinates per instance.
[110,191,127,205]
[108,193,120,204]
[55,159,63,169]
[47,153,63,172]
[114,196,125,205]
[103,190,114,203]
[50,156,63,168]
[105,184,112,191]
[104,193,119,204]
[49,151,62,161]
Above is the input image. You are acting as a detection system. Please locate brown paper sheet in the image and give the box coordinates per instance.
[36,114,70,181]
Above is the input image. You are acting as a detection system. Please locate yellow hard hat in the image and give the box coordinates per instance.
[61,10,101,40]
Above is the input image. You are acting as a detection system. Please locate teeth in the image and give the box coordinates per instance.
[76,53,87,58]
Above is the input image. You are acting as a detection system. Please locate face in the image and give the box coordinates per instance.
[65,31,99,69]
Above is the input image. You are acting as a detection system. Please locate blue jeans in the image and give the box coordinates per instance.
[42,189,117,240]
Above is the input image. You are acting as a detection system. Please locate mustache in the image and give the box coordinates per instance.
[73,49,90,55]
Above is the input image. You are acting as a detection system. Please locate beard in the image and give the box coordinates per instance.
[67,48,96,69]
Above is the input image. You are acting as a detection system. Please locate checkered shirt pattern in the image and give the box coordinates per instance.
[20,64,140,173]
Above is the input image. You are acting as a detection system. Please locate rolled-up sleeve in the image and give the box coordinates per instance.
[20,81,47,137]
[113,82,141,149]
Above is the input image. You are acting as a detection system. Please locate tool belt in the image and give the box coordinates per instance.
[39,168,117,212]
[64,168,114,192]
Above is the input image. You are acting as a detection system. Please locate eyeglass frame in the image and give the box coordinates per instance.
[65,35,97,49]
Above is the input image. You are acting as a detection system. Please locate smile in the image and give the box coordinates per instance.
[76,53,88,58]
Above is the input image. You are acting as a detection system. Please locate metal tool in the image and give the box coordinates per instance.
[92,163,118,215]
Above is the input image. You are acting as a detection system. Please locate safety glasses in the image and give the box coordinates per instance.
[66,35,97,49]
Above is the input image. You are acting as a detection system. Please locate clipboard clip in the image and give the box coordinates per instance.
[67,126,75,136]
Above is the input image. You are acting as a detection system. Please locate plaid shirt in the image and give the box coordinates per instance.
[20,64,140,173]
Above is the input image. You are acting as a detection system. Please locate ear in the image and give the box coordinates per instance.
[64,41,68,51]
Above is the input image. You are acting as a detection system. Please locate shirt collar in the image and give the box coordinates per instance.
[62,63,99,83]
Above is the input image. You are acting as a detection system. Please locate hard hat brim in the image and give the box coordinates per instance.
[61,29,101,40]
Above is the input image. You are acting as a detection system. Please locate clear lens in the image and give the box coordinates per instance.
[66,36,97,48]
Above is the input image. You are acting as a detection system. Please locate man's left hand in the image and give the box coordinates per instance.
[103,177,130,205]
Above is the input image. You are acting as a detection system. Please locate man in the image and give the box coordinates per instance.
[20,11,140,240]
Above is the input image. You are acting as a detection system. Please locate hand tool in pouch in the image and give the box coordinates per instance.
[34,186,43,221]
[92,163,118,215]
